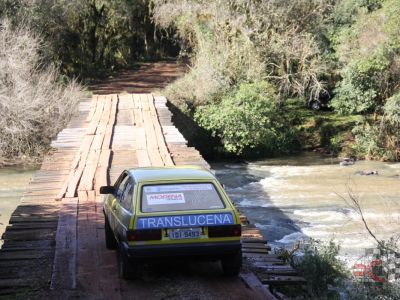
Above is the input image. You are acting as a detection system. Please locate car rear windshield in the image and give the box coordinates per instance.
[141,183,225,213]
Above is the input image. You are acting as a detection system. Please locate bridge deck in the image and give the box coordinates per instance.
[0,94,301,299]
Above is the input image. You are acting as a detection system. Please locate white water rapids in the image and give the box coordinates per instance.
[212,153,400,266]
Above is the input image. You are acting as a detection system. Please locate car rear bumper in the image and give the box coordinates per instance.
[123,241,241,258]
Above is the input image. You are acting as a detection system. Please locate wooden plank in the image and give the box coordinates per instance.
[256,267,298,276]
[51,197,78,290]
[86,95,98,122]
[260,275,306,286]
[148,94,174,166]
[1,228,55,241]
[242,244,269,249]
[136,149,151,167]
[96,95,112,135]
[5,223,57,230]
[243,248,270,254]
[78,190,88,202]
[143,110,158,149]
[0,250,52,260]
[102,95,118,150]
[1,240,55,250]
[87,190,95,202]
[66,135,94,197]
[136,128,146,150]
[133,94,142,110]
[55,153,81,199]
[148,148,164,167]
[79,149,101,191]
[140,93,149,111]
[9,216,58,223]
[95,149,111,194]
[240,273,278,300]
[133,94,143,127]
[87,96,105,135]
[241,239,269,244]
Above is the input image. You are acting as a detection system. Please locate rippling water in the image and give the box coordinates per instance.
[0,166,35,246]
[212,153,400,265]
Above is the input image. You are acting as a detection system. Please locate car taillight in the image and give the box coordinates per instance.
[126,229,162,241]
[208,225,241,238]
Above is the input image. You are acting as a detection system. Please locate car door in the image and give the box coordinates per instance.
[114,177,135,238]
[109,172,129,231]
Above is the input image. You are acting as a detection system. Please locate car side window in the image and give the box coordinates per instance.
[120,179,134,211]
[116,174,129,199]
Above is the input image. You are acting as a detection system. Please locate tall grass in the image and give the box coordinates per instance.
[0,21,82,163]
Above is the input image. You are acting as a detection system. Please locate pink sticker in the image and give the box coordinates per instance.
[147,193,185,205]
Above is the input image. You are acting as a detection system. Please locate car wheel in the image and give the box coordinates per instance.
[118,243,137,280]
[221,250,242,276]
[104,216,117,250]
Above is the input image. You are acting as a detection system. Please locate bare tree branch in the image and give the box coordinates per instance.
[336,182,400,256]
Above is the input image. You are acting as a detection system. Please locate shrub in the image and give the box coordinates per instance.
[384,93,400,126]
[0,21,82,161]
[194,81,298,155]
[351,93,400,160]
[332,0,400,116]
[293,239,349,298]
[331,52,389,115]
[352,123,384,159]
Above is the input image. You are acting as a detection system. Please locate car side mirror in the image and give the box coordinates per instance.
[100,186,115,194]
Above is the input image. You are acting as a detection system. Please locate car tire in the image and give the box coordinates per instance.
[221,250,242,276]
[118,243,137,280]
[104,216,117,250]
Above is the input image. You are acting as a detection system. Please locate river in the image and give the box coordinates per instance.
[212,153,400,266]
[0,166,36,247]
[1,155,399,265]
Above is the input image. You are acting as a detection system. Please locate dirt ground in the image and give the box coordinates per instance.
[89,61,186,95]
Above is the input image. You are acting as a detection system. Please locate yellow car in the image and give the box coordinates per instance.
[101,166,242,279]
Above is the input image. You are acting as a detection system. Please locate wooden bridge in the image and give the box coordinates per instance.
[0,93,305,299]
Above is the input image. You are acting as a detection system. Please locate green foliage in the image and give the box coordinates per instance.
[194,82,277,154]
[194,82,298,155]
[351,93,400,160]
[331,52,389,115]
[332,0,400,117]
[332,0,364,26]
[154,0,331,108]
[1,0,178,78]
[293,239,349,298]
[329,136,342,155]
[384,93,400,126]
[352,123,384,159]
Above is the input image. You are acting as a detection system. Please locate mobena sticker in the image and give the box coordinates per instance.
[147,193,185,205]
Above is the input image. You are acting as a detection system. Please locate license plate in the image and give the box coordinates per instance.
[168,228,201,240]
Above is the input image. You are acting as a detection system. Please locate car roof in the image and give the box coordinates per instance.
[128,166,216,183]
